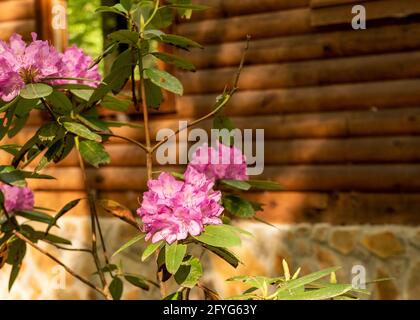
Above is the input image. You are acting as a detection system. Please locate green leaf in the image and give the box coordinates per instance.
[37,232,72,245]
[89,66,132,103]
[144,79,163,109]
[202,245,240,268]
[152,52,196,72]
[150,7,173,29]
[144,68,183,95]
[194,225,242,248]
[112,234,145,258]
[277,267,342,294]
[71,89,94,101]
[108,30,139,45]
[0,97,19,113]
[20,83,53,99]
[109,277,123,300]
[160,34,203,50]
[16,210,54,225]
[121,0,133,11]
[0,169,26,187]
[95,6,127,17]
[222,195,255,218]
[101,95,131,112]
[0,144,20,156]
[79,140,110,168]
[38,122,62,145]
[165,242,187,274]
[221,180,251,191]
[47,91,73,115]
[278,284,353,300]
[124,275,149,290]
[15,98,39,117]
[46,199,81,235]
[141,241,163,261]
[7,239,26,291]
[63,122,102,142]
[174,256,203,288]
[247,180,282,191]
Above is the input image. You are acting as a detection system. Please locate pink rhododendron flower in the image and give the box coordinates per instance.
[188,142,248,181]
[0,33,64,101]
[137,169,224,244]
[0,33,101,102]
[0,184,34,214]
[60,45,101,86]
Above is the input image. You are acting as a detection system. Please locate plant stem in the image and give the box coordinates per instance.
[75,137,108,289]
[101,132,148,152]
[13,230,111,299]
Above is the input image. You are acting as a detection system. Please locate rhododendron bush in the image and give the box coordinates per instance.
[0,0,367,300]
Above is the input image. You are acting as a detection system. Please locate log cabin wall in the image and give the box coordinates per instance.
[1,0,420,299]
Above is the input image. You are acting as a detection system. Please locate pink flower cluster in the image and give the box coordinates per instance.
[189,142,248,181]
[137,168,224,244]
[0,184,34,214]
[0,33,100,102]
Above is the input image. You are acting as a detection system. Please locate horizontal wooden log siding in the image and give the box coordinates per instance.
[186,0,310,21]
[5,107,420,145]
[26,165,420,192]
[179,51,420,94]
[176,79,420,117]
[175,8,312,44]
[0,19,36,40]
[310,0,369,8]
[0,0,35,23]
[2,0,420,225]
[3,136,420,167]
[181,23,420,69]
[311,0,420,27]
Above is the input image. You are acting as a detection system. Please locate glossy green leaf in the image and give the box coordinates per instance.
[165,242,187,274]
[101,95,131,112]
[108,30,139,45]
[46,199,81,235]
[174,256,203,288]
[144,79,163,109]
[112,234,145,258]
[202,244,240,268]
[47,91,73,115]
[63,122,102,142]
[144,68,183,95]
[124,275,149,290]
[247,180,282,191]
[20,83,53,99]
[79,140,110,168]
[194,225,241,248]
[16,210,54,225]
[109,277,123,300]
[221,180,251,191]
[223,195,255,218]
[278,284,353,300]
[152,52,196,72]
[160,34,203,50]
[141,241,163,261]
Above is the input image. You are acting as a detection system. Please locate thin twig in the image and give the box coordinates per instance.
[101,132,148,152]
[13,230,110,299]
[151,36,251,154]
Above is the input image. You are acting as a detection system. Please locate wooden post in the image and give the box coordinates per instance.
[35,0,67,50]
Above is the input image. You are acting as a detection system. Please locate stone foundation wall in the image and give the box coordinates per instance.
[1,219,419,300]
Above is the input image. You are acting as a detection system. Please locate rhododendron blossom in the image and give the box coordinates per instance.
[60,45,101,86]
[0,33,63,101]
[137,169,224,244]
[0,184,34,214]
[188,142,248,181]
[0,33,100,102]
